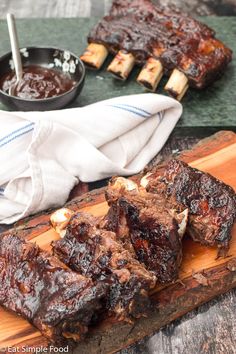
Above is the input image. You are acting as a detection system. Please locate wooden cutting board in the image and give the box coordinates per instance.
[0,130,236,354]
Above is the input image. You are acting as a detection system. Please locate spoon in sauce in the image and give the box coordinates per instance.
[6,13,23,96]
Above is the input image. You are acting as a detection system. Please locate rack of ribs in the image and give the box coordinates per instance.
[141,159,236,253]
[102,177,188,283]
[0,233,107,345]
[80,0,232,100]
[51,211,156,322]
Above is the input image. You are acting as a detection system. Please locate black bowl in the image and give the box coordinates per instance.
[0,47,85,111]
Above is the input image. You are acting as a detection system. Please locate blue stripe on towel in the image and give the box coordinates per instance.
[107,104,150,118]
[0,122,35,145]
[114,103,152,117]
[0,187,4,196]
[0,122,35,148]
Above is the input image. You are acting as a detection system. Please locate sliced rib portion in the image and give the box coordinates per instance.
[103,178,187,283]
[87,0,232,89]
[0,233,107,345]
[143,159,236,251]
[52,212,156,322]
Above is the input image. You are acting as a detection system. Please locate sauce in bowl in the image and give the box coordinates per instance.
[0,65,76,99]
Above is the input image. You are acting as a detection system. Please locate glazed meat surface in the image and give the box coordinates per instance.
[88,0,232,88]
[52,212,156,322]
[104,178,187,283]
[144,159,236,251]
[0,233,107,345]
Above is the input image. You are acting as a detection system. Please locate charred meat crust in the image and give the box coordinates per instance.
[145,159,236,250]
[52,212,156,322]
[0,233,107,345]
[104,187,183,283]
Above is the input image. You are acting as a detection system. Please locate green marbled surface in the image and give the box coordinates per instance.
[0,17,235,128]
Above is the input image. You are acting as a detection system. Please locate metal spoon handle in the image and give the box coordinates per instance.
[7,13,23,81]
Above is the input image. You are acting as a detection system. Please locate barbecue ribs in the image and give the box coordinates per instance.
[103,177,188,283]
[142,159,236,251]
[87,0,232,89]
[52,212,156,322]
[0,233,107,344]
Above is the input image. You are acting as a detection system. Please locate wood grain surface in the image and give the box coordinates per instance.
[0,131,235,354]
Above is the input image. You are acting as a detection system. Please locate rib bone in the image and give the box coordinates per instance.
[50,208,74,237]
[110,177,139,192]
[80,43,108,69]
[107,51,135,80]
[172,209,189,238]
[164,69,189,101]
[137,58,163,92]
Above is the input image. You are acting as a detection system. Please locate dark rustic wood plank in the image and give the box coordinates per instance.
[122,289,236,354]
[0,0,92,18]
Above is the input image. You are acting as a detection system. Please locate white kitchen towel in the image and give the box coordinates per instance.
[0,93,182,224]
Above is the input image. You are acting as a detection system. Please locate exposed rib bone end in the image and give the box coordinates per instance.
[137,58,163,92]
[109,177,139,192]
[175,209,189,238]
[165,69,189,101]
[168,208,189,238]
[107,51,135,80]
[80,43,108,69]
[50,208,74,238]
[140,172,153,189]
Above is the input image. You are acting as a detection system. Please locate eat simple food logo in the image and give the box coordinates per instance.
[0,346,69,353]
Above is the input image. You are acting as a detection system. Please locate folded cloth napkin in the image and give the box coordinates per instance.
[0,93,182,224]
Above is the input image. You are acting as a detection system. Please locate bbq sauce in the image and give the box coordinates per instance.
[0,65,76,99]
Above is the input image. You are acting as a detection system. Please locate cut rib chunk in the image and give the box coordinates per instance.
[52,212,156,322]
[103,178,186,283]
[0,233,107,345]
[143,159,236,251]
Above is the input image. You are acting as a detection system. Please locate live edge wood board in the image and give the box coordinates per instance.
[0,130,235,354]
